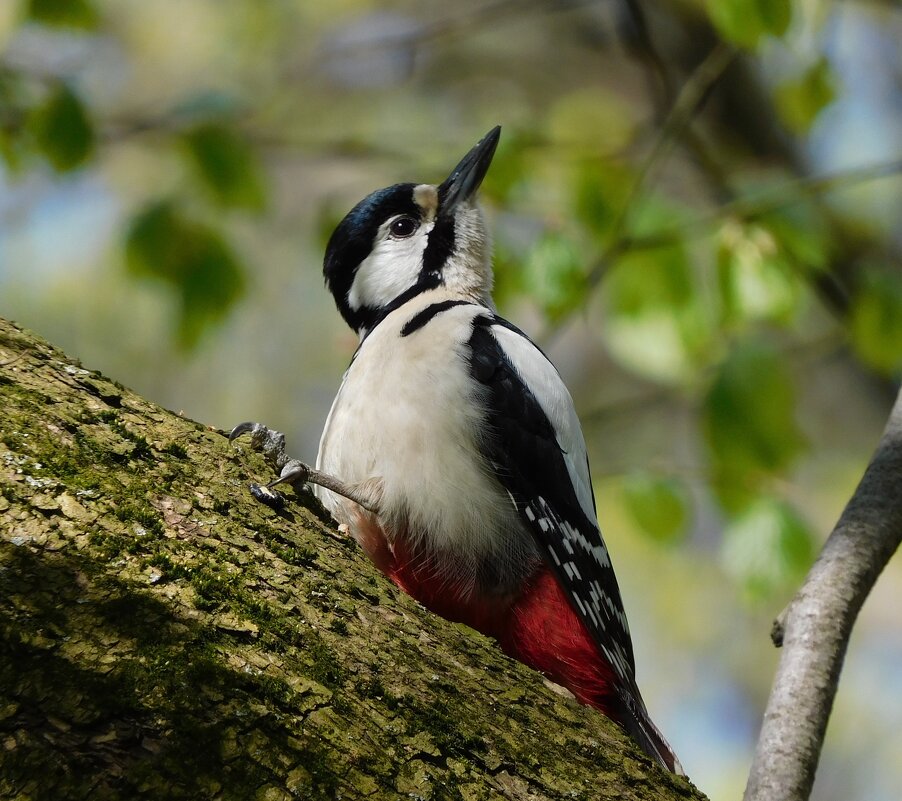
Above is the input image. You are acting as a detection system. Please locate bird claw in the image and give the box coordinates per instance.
[228,420,262,443]
[274,459,311,487]
[230,422,376,514]
[248,481,287,510]
[229,421,290,469]
[229,421,286,457]
[230,421,309,506]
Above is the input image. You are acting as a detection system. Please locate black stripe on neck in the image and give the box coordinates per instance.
[358,273,443,339]
[400,300,474,337]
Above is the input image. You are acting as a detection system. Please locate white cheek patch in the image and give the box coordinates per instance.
[347,220,435,312]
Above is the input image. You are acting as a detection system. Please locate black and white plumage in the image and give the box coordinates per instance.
[232,127,680,772]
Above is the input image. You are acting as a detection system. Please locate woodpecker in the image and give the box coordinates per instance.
[231,126,681,773]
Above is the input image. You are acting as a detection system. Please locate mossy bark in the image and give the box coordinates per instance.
[0,318,706,801]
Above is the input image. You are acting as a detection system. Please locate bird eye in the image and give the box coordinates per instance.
[389,217,418,238]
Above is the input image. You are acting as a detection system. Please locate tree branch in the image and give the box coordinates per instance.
[621,158,902,253]
[584,41,737,293]
[0,317,705,801]
[744,385,902,801]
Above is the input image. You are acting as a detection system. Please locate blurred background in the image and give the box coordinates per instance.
[1,0,901,797]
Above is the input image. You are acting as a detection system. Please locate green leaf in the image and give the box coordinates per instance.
[716,220,802,326]
[29,83,94,172]
[523,232,586,321]
[547,87,638,155]
[125,201,246,348]
[705,0,791,50]
[622,472,690,544]
[0,72,27,172]
[491,239,527,311]
[759,204,830,273]
[703,343,805,506]
[605,246,693,317]
[603,312,698,383]
[571,161,632,244]
[849,268,902,375]
[0,130,25,173]
[602,242,712,382]
[183,123,266,210]
[775,57,838,134]
[27,0,98,28]
[721,497,815,600]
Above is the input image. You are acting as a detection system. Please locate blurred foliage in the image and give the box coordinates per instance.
[849,267,902,375]
[775,57,838,135]
[522,232,586,322]
[621,471,690,545]
[125,201,245,348]
[703,342,806,510]
[705,0,791,50]
[2,1,902,794]
[26,0,98,29]
[716,220,803,327]
[28,82,94,171]
[721,497,815,601]
[0,0,900,612]
[182,123,266,211]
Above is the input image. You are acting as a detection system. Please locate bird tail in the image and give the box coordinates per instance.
[618,688,684,775]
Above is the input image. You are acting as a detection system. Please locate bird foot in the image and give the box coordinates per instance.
[229,421,381,513]
[229,421,312,510]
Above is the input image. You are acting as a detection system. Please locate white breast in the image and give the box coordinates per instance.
[315,289,537,592]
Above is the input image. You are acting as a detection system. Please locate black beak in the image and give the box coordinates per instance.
[438,126,501,215]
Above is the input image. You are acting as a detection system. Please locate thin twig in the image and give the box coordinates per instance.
[318,0,601,57]
[743,385,902,801]
[621,158,902,253]
[583,43,737,292]
[535,42,737,351]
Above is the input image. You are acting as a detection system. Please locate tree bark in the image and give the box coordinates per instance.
[0,318,705,801]
[743,388,902,801]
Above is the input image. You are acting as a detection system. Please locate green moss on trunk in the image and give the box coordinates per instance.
[0,318,706,801]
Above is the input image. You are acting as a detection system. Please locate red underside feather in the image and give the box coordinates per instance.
[348,517,684,771]
[383,533,620,721]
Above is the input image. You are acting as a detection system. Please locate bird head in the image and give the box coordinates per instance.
[323,126,501,336]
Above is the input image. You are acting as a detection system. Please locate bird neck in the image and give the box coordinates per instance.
[358,283,494,341]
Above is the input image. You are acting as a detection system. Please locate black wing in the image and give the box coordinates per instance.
[466,314,682,772]
[466,314,636,684]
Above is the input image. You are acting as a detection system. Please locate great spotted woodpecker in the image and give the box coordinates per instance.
[231,127,681,773]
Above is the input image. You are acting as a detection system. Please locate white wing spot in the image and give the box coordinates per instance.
[563,562,582,581]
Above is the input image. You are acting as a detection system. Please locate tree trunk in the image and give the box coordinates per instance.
[0,318,705,801]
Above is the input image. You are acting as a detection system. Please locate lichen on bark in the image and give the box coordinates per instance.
[0,318,706,801]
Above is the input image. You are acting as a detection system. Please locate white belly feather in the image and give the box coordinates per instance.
[315,290,538,591]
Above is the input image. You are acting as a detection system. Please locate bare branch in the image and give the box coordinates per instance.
[584,42,738,292]
[623,158,902,253]
[744,385,902,801]
[0,317,707,801]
